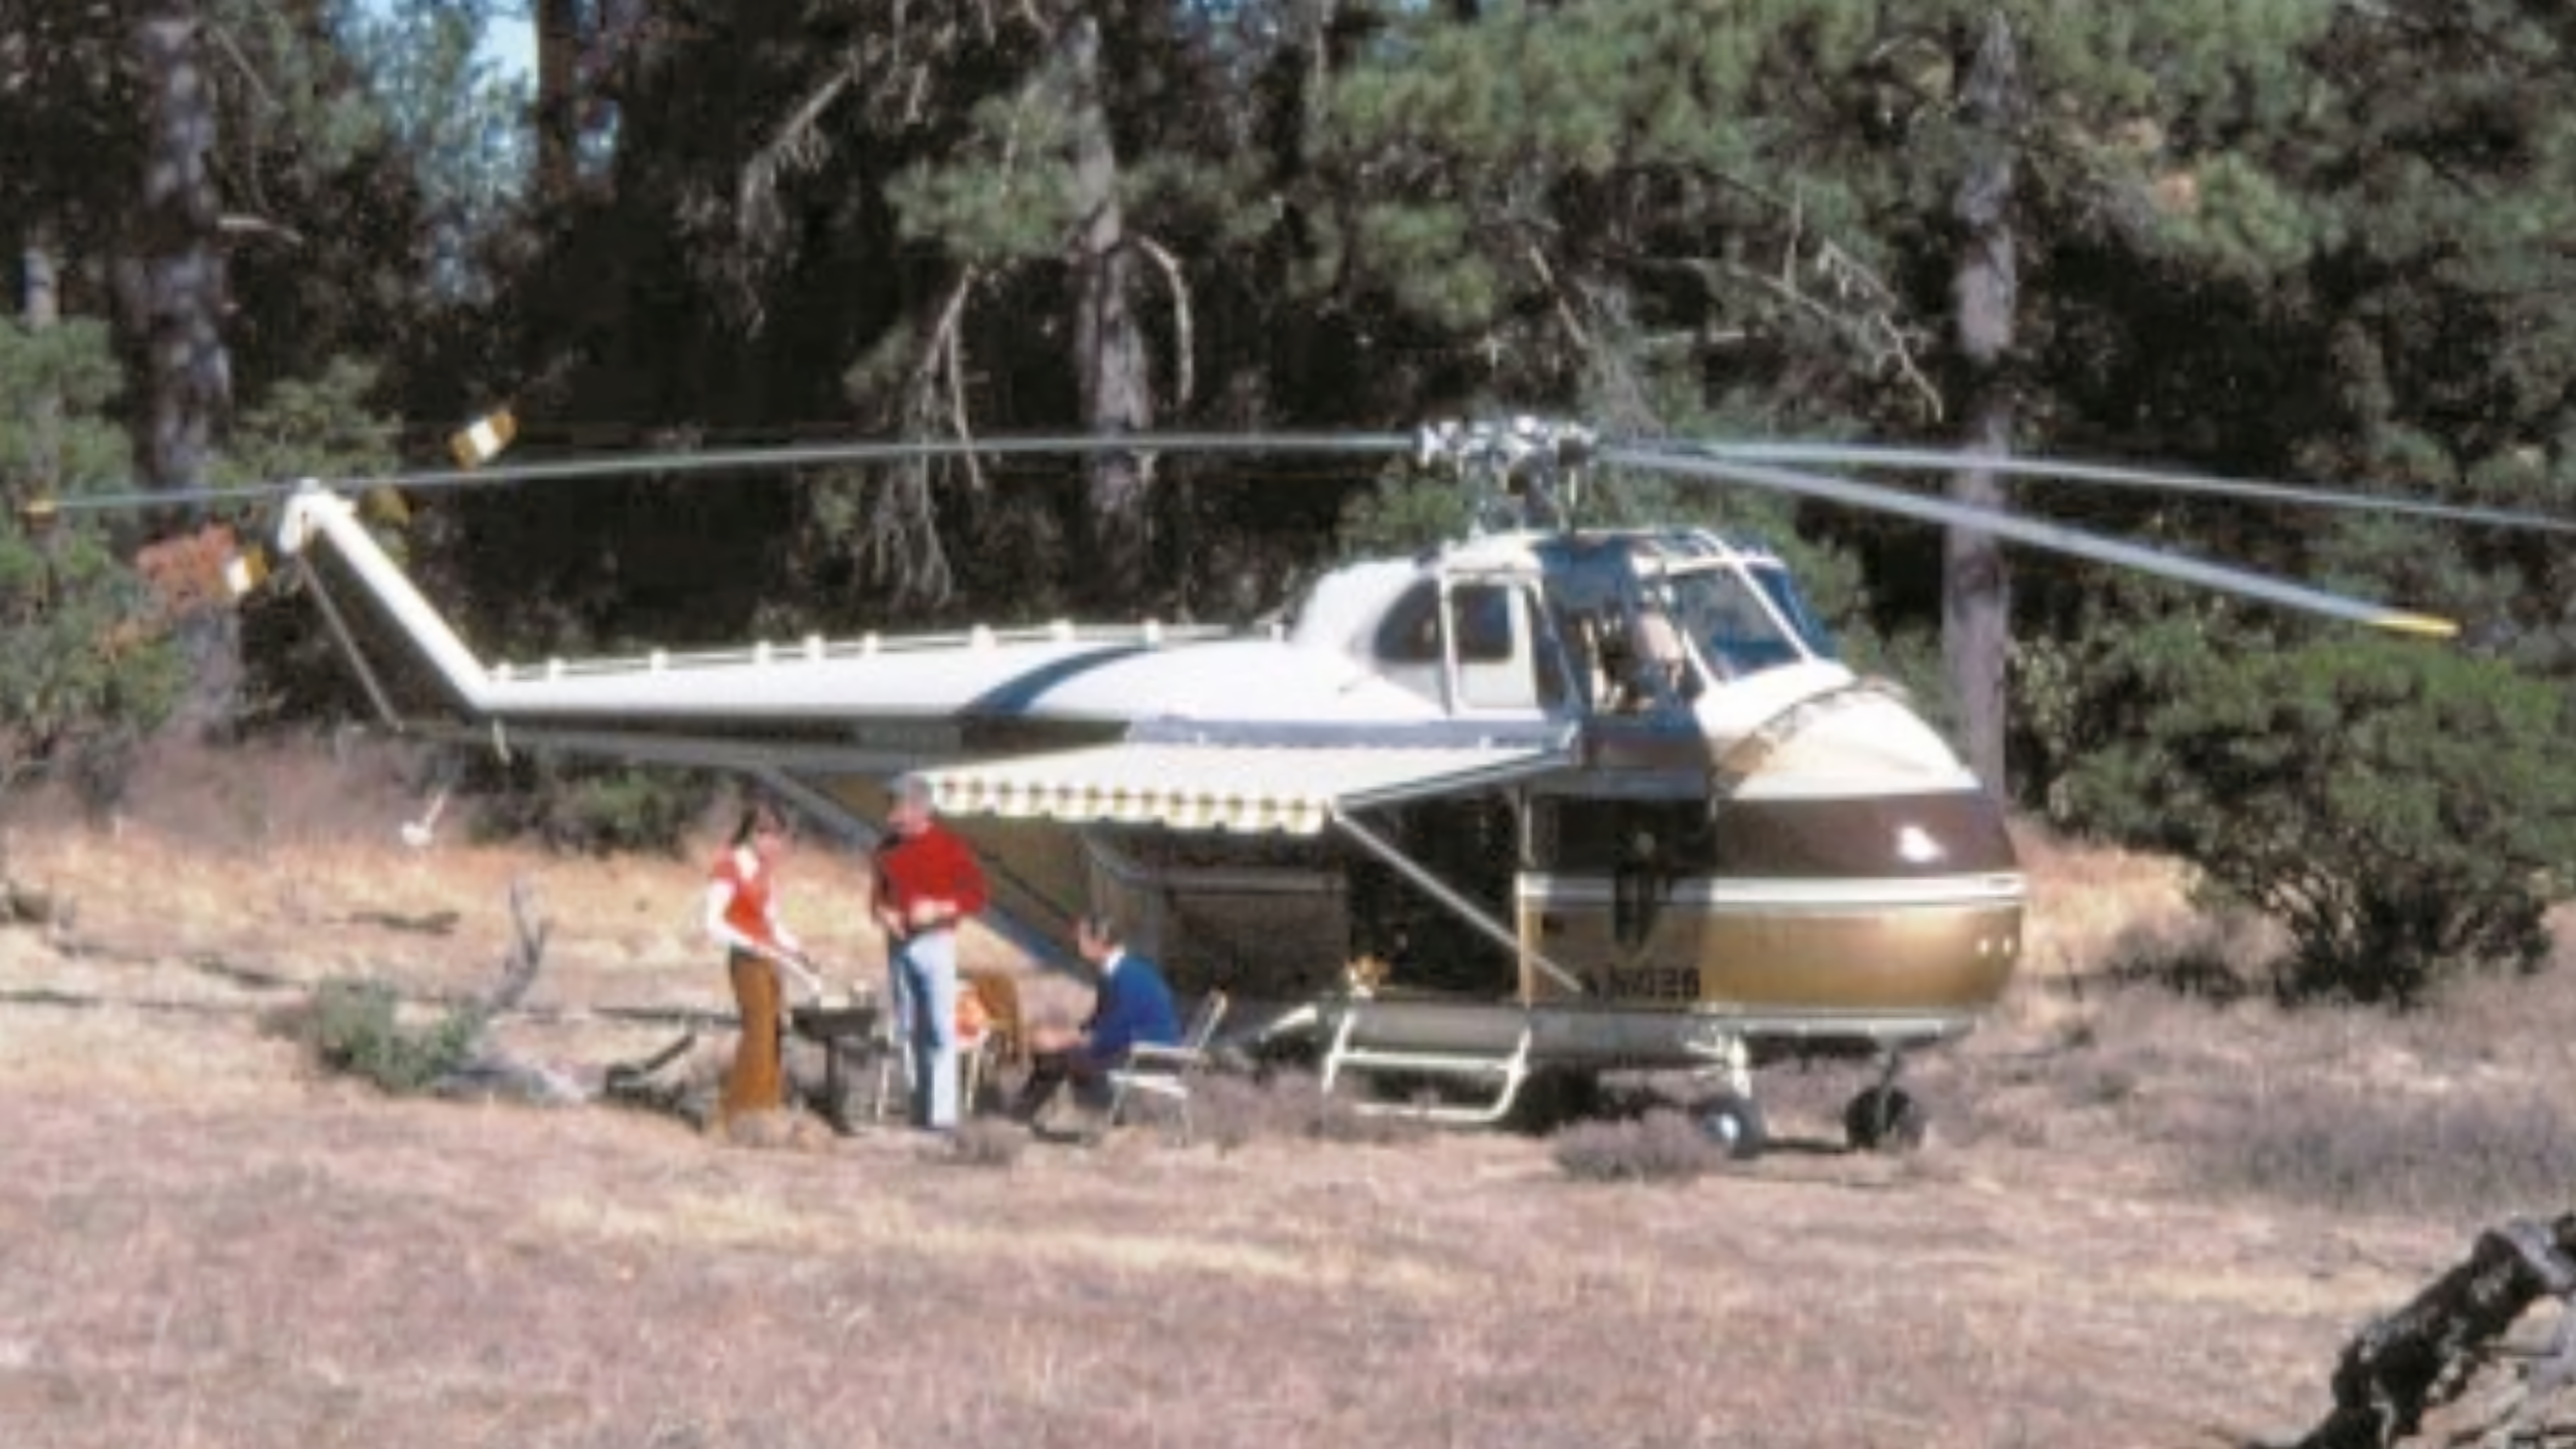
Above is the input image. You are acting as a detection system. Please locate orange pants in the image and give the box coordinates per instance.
[723,951,784,1119]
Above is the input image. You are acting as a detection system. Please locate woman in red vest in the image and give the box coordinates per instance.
[705,802,821,1123]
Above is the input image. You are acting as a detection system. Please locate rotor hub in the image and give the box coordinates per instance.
[1415,417,1598,534]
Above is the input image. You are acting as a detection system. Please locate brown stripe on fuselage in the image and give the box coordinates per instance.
[1535,785,2017,879]
[1711,790,2016,877]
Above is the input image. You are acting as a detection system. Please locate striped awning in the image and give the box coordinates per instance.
[919,740,1569,836]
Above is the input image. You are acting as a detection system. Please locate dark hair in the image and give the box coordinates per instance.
[731,802,787,847]
[1077,913,1122,947]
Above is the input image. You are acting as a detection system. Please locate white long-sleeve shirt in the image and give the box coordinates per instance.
[703,847,803,960]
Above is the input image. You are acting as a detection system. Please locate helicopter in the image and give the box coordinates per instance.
[171,415,2513,1154]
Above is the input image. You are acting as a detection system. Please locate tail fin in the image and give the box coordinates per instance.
[275,484,495,716]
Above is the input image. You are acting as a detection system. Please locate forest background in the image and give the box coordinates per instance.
[5,0,2576,1004]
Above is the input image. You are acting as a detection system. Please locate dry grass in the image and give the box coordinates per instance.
[0,740,2568,1447]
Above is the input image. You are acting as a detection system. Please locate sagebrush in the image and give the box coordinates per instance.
[284,977,482,1095]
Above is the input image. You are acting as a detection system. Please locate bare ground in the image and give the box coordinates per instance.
[0,738,2565,1449]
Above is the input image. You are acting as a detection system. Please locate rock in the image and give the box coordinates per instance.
[4,881,55,927]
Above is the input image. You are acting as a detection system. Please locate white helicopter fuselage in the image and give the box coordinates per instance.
[276,489,2022,1106]
[239,410,2490,1139]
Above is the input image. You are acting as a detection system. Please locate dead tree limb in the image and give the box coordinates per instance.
[2291,1215,2576,1448]
[599,1029,708,1128]
[433,876,582,1105]
[477,875,548,1018]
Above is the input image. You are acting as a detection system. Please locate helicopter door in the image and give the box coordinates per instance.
[1446,580,1567,715]
[1518,796,1717,1007]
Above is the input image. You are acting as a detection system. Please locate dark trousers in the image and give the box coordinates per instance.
[1012,1050,1112,1121]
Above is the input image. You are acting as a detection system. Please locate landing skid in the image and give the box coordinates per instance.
[1318,1008,1535,1126]
[1271,995,1949,1149]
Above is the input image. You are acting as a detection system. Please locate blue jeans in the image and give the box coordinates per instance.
[884,957,913,1099]
[894,930,958,1130]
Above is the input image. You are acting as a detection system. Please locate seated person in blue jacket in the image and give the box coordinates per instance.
[1011,914,1181,1123]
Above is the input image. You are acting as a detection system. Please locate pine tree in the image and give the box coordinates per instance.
[0,316,182,802]
[1302,0,2435,796]
[130,0,238,733]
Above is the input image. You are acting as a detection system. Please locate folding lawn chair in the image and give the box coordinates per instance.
[1102,991,1230,1145]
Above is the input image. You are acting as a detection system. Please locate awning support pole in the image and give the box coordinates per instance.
[1327,804,1588,996]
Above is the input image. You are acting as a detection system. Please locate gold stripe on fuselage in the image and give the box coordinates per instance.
[1515,874,2022,1014]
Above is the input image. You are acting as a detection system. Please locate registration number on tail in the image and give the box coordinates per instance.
[1596,963,1702,1002]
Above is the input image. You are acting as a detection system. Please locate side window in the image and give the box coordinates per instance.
[1452,582,1549,712]
[1376,578,1565,713]
[1450,585,1514,663]
[1372,582,1444,663]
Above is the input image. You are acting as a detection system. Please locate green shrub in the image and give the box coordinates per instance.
[469,751,716,855]
[1336,468,1474,558]
[293,977,481,1094]
[2066,625,2576,1004]
[0,318,184,805]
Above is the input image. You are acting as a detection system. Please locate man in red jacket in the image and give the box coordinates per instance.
[872,775,989,1133]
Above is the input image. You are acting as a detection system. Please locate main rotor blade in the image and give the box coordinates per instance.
[41,431,1418,514]
[1684,440,2576,535]
[1606,444,2458,639]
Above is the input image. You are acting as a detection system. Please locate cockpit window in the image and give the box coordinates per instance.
[1750,564,1838,661]
[1662,566,1816,677]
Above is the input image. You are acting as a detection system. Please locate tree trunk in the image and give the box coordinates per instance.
[23,228,57,329]
[1064,16,1155,605]
[133,0,238,735]
[23,224,59,493]
[536,0,583,198]
[1945,11,2019,801]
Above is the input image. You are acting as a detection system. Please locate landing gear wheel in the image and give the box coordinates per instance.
[1696,1093,1767,1161]
[1843,1084,1928,1153]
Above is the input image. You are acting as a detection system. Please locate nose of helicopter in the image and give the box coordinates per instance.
[1711,683,1981,786]
[1687,662,1981,791]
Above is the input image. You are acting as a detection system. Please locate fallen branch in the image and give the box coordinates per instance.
[430,876,573,1104]
[337,908,462,936]
[599,1029,712,1129]
[2289,1214,2576,1448]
